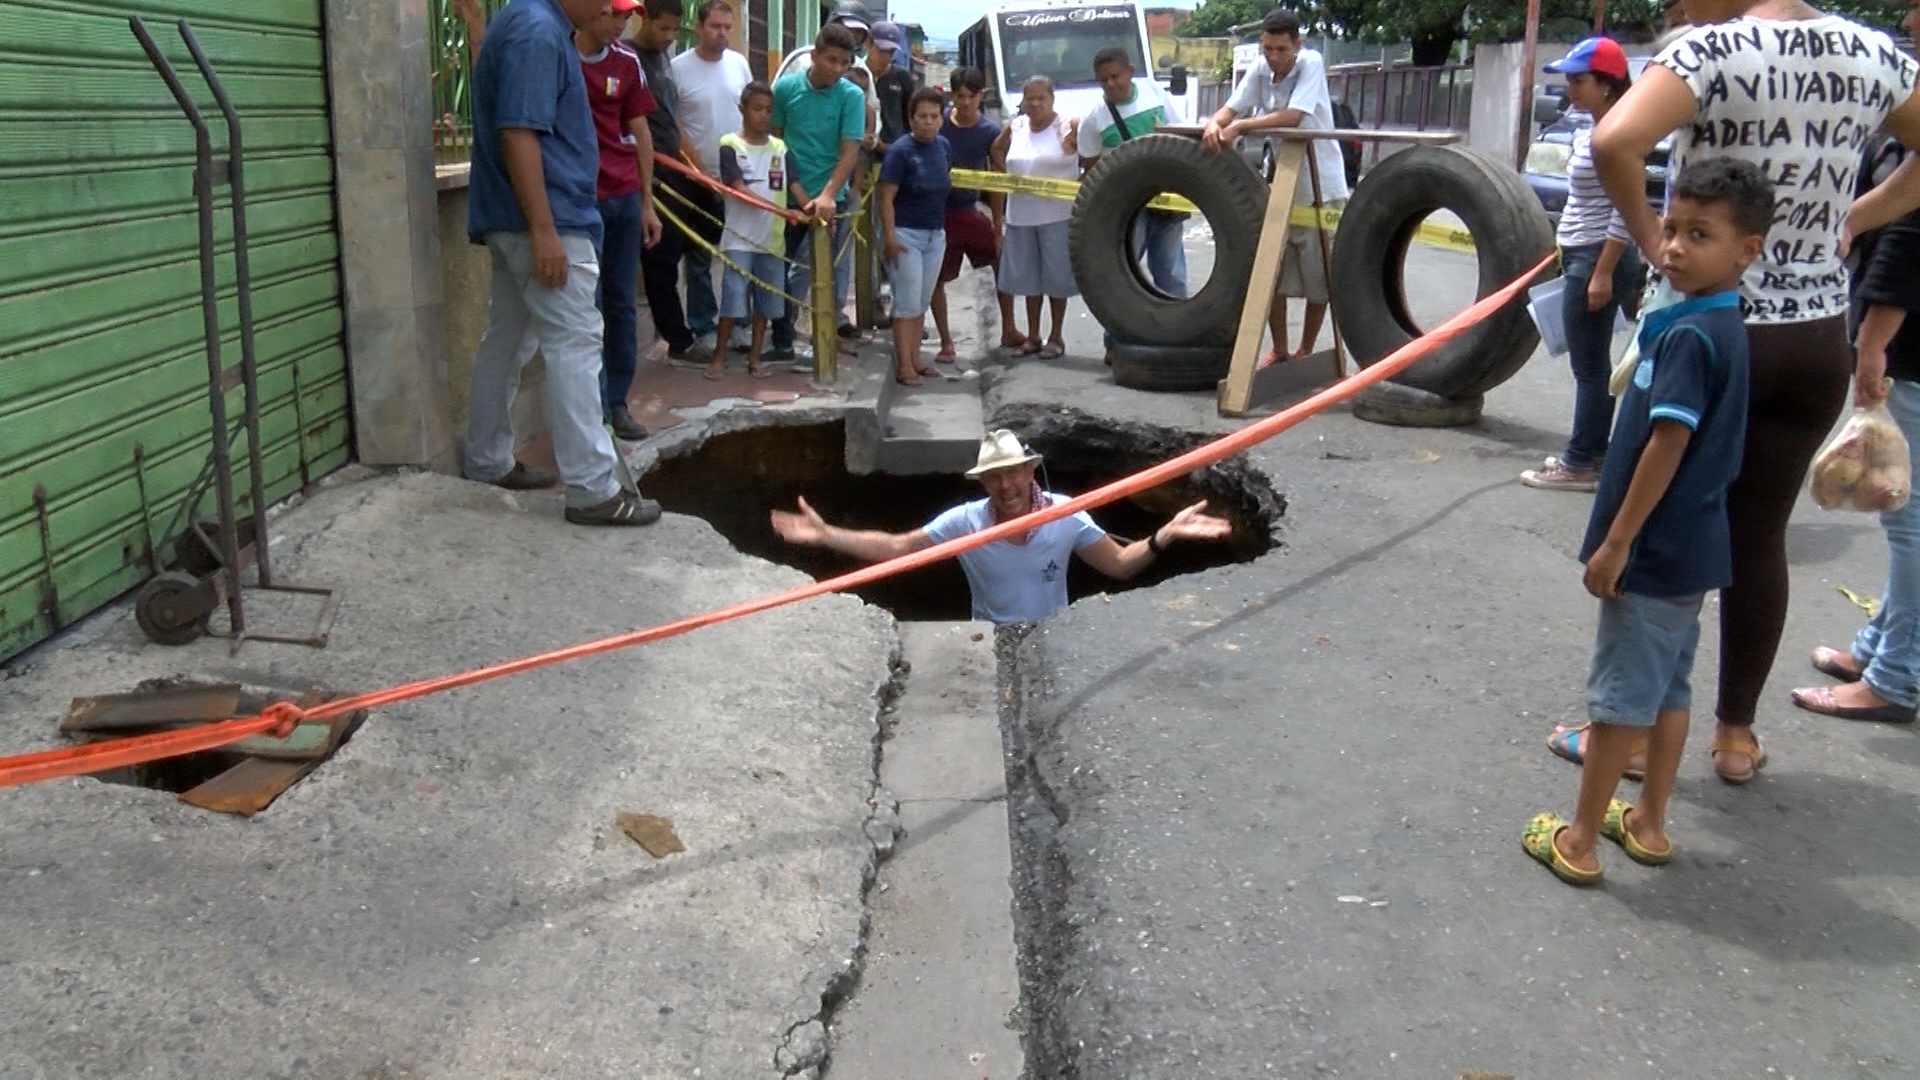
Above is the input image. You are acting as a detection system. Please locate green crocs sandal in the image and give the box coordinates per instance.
[1522,813,1603,886]
[1600,799,1673,866]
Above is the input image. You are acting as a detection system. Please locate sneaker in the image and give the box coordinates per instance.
[469,461,556,491]
[695,331,718,354]
[565,491,663,527]
[608,406,649,442]
[1519,461,1601,492]
[836,322,862,340]
[667,342,712,364]
[763,345,797,362]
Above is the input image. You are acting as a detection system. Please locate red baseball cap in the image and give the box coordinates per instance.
[611,0,643,12]
[1544,37,1629,81]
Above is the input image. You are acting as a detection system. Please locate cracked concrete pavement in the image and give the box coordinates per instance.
[0,468,898,1080]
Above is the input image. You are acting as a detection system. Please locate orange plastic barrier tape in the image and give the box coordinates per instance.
[653,152,806,224]
[0,255,1550,789]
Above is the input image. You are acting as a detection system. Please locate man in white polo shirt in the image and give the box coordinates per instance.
[1202,8,1348,364]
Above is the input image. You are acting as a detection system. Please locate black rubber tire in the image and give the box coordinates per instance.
[1070,134,1268,348]
[1330,144,1555,399]
[1106,341,1232,392]
[1350,382,1485,428]
[135,571,211,647]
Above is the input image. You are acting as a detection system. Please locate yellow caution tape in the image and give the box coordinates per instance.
[948,168,1478,255]
[1838,584,1881,618]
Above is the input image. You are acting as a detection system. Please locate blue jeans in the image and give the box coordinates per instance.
[685,245,718,338]
[1852,378,1920,708]
[771,198,853,351]
[595,191,642,417]
[887,227,946,318]
[1104,211,1189,348]
[1559,242,1642,469]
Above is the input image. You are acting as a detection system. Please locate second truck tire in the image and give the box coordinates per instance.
[1070,135,1268,349]
[1330,145,1555,400]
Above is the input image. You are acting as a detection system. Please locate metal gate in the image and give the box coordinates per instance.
[0,0,352,662]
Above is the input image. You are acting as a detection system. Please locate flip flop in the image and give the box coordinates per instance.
[1521,813,1602,886]
[914,363,941,377]
[1038,341,1065,359]
[1810,646,1864,683]
[1789,685,1917,723]
[702,367,725,381]
[1710,729,1768,785]
[1545,721,1647,783]
[934,350,958,364]
[749,366,775,380]
[1015,340,1043,356]
[1600,799,1672,866]
[894,371,923,387]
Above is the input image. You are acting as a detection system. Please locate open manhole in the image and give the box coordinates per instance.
[69,676,366,815]
[640,412,1283,621]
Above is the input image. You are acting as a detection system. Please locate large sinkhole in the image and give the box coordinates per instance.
[640,411,1285,621]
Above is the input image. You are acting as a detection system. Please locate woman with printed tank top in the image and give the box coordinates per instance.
[990,76,1081,359]
[1585,0,1920,785]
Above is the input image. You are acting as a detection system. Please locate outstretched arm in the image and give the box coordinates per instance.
[772,496,931,562]
[1075,500,1233,580]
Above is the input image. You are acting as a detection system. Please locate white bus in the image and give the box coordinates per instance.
[955,2,1196,127]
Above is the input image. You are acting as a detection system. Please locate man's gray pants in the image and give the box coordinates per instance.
[464,231,621,509]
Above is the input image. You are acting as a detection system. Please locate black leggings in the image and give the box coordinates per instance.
[1717,316,1853,727]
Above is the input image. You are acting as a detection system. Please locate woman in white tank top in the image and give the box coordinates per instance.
[991,76,1083,358]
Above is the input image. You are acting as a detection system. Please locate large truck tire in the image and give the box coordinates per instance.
[1350,382,1485,428]
[1070,134,1267,349]
[1105,341,1232,392]
[1330,145,1554,399]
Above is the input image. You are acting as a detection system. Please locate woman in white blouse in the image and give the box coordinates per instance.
[991,76,1081,359]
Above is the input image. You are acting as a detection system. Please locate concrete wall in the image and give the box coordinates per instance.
[1465,41,1571,169]
[325,0,458,472]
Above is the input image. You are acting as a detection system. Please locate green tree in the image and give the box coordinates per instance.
[1176,0,1270,37]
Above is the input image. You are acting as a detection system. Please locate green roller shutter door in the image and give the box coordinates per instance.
[0,0,352,662]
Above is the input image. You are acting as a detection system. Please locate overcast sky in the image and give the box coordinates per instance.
[890,0,1202,43]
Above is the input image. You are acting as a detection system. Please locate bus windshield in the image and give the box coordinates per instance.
[995,6,1145,92]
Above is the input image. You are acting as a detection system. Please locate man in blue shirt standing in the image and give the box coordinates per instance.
[462,0,661,527]
[769,431,1232,624]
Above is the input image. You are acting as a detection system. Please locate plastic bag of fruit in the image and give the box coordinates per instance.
[1809,403,1912,512]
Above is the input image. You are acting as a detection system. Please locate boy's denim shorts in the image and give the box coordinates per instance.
[1587,592,1705,727]
[718,251,786,321]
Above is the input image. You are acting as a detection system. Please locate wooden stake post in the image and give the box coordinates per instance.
[810,218,837,383]
[1210,128,1465,418]
[853,165,881,330]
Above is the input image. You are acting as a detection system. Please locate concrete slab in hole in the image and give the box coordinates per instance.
[0,469,898,1080]
[828,622,1023,1080]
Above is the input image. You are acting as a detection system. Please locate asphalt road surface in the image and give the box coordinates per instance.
[977,226,1920,1079]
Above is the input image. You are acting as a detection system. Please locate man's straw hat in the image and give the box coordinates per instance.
[965,429,1042,478]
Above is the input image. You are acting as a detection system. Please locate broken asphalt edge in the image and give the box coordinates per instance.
[774,636,908,1079]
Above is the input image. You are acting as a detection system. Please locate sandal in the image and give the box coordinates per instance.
[894,370,923,387]
[1545,721,1647,783]
[1015,339,1043,356]
[1810,645,1863,683]
[1038,341,1065,359]
[934,348,957,364]
[1600,799,1672,866]
[1789,685,1917,723]
[749,365,774,380]
[1710,728,1767,785]
[703,367,725,381]
[1521,813,1602,886]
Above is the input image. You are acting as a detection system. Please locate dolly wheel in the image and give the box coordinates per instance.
[135,571,211,646]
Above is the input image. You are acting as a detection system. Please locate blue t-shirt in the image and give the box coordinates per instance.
[940,112,1001,209]
[771,70,866,203]
[466,0,602,246]
[923,493,1107,624]
[879,134,952,233]
[1579,291,1750,597]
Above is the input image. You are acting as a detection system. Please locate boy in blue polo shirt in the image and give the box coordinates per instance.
[1523,158,1775,886]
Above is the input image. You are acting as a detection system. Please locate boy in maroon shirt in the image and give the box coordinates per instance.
[576,0,662,440]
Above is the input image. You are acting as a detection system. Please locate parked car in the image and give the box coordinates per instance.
[1521,105,1670,227]
[1237,98,1363,192]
